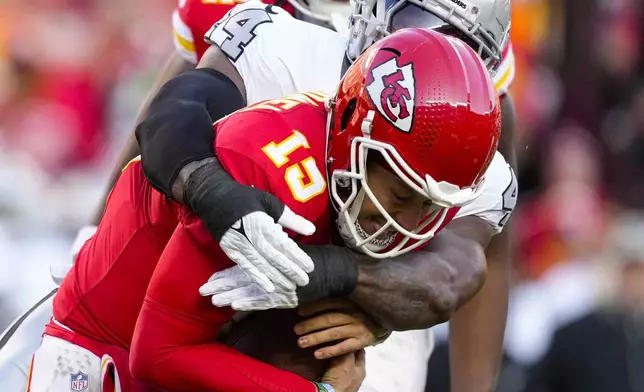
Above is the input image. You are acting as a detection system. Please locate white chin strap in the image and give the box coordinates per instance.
[337,187,365,250]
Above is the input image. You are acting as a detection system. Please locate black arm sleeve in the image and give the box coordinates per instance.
[183,160,289,241]
[135,68,245,197]
[295,245,358,303]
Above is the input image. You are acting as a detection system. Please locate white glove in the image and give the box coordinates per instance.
[219,207,315,293]
[51,225,97,285]
[199,265,299,311]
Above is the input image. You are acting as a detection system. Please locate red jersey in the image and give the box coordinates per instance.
[129,92,334,392]
[172,0,295,63]
[53,157,182,349]
[49,158,182,391]
[51,92,332,392]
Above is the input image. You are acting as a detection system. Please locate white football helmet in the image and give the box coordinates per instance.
[346,0,511,74]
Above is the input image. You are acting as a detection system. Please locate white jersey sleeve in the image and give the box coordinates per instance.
[360,330,434,392]
[204,1,347,104]
[172,8,199,64]
[454,151,518,234]
[492,42,516,97]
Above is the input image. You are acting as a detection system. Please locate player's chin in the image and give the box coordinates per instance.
[218,309,332,381]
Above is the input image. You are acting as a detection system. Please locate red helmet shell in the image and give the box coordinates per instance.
[328,27,501,190]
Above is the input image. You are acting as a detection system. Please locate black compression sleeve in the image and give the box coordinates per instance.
[183,160,287,241]
[296,245,358,304]
[135,68,245,197]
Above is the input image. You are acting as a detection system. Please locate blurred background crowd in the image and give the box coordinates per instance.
[0,0,643,391]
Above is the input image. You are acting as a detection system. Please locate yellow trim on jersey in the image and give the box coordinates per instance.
[173,29,196,54]
[122,156,142,172]
[262,130,310,168]
[172,9,198,63]
[494,44,515,95]
[100,355,121,392]
[495,62,514,93]
[25,355,35,392]
[285,156,327,203]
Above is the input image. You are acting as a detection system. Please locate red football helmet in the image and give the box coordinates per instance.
[327,27,501,258]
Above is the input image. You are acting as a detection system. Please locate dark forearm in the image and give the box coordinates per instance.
[448,93,517,392]
[349,219,490,331]
[448,230,511,392]
[296,217,491,331]
[350,253,458,330]
[296,244,459,330]
[135,46,246,202]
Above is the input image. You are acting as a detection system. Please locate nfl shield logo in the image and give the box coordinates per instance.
[70,371,89,391]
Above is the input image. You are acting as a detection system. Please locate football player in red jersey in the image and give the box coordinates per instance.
[87,0,336,234]
[138,1,517,390]
[128,28,501,392]
[0,3,514,392]
[25,29,500,392]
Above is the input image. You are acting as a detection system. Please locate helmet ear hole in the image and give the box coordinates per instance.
[340,98,358,131]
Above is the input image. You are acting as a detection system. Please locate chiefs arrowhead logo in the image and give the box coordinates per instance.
[366,56,416,133]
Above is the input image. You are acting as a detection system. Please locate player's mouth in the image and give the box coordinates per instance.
[355,220,397,248]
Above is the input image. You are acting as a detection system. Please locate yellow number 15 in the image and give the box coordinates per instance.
[261,130,326,202]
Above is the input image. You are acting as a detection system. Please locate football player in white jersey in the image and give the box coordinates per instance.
[0,1,517,392]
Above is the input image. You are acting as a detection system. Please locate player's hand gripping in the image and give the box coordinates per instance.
[184,159,316,293]
[314,350,366,392]
[220,207,315,292]
[200,265,299,310]
[296,298,390,359]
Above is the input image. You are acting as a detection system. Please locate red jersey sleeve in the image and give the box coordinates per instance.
[173,0,236,63]
[54,158,183,348]
[130,216,316,392]
[215,94,332,243]
[130,97,331,392]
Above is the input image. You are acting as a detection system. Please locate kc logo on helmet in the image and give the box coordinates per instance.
[366,56,416,133]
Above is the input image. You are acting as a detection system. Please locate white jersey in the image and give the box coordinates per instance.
[456,151,517,233]
[205,1,347,105]
[361,330,435,392]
